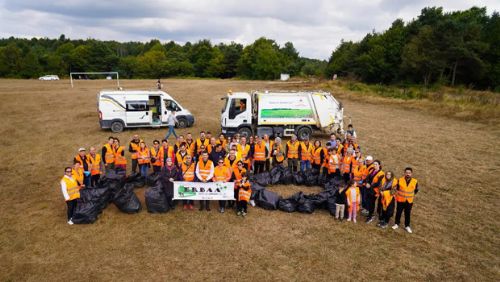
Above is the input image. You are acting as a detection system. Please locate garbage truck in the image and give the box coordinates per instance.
[220,90,344,140]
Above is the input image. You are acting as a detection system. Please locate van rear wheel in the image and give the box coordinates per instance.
[111,121,124,133]
[238,127,252,138]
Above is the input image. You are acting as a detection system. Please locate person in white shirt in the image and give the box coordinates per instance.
[164,111,179,140]
[60,167,83,225]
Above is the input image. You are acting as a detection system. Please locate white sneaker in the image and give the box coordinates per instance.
[67,220,74,225]
[249,200,256,207]
[405,226,413,234]
[392,224,399,230]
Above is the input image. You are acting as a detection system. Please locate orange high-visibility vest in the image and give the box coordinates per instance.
[176,151,189,165]
[363,163,375,180]
[61,176,80,201]
[197,160,213,181]
[129,141,141,159]
[327,154,340,173]
[341,156,353,174]
[185,140,195,156]
[196,138,210,154]
[352,164,366,182]
[238,182,252,202]
[312,147,323,165]
[253,142,266,161]
[381,190,394,210]
[159,146,174,166]
[216,138,228,150]
[214,165,231,182]
[396,177,418,203]
[87,154,102,176]
[233,167,247,186]
[137,148,150,165]
[300,142,314,161]
[150,147,162,167]
[72,167,84,185]
[286,141,300,159]
[103,143,115,164]
[370,170,385,196]
[181,163,195,181]
[224,156,240,172]
[114,146,127,165]
[74,154,89,168]
[345,186,361,211]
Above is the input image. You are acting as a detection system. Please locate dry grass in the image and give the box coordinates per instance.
[0,78,499,281]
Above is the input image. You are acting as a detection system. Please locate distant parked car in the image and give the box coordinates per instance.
[39,75,60,81]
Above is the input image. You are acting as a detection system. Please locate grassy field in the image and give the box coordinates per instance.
[0,78,499,281]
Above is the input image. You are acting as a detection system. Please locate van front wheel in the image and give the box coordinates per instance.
[111,121,124,133]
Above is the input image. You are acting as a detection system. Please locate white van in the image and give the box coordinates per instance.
[98,90,195,132]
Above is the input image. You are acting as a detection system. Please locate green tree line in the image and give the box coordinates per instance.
[325,7,500,90]
[0,35,326,80]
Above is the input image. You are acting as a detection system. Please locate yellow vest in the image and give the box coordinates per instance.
[61,176,80,201]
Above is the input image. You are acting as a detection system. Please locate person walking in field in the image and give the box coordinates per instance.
[346,180,361,223]
[164,110,178,140]
[392,167,419,234]
[61,166,83,225]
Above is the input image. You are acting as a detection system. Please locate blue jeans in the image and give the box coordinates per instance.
[300,160,311,172]
[165,125,178,139]
[140,164,149,177]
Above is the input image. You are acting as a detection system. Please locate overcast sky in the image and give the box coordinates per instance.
[0,0,498,59]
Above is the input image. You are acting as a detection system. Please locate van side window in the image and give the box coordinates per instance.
[126,101,149,111]
[164,100,181,112]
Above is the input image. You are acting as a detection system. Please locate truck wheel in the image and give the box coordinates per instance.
[177,118,188,128]
[238,127,252,138]
[111,121,124,133]
[296,126,312,140]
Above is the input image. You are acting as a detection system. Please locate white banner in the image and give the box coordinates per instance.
[173,181,235,200]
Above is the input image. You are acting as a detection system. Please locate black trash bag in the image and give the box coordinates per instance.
[305,192,329,208]
[80,186,111,211]
[113,183,142,213]
[251,172,271,187]
[145,184,169,213]
[293,172,305,185]
[250,182,266,199]
[126,172,141,182]
[317,173,328,186]
[270,166,284,185]
[291,191,306,204]
[280,168,294,185]
[72,198,99,224]
[146,172,162,186]
[324,177,343,191]
[278,199,297,213]
[255,189,280,210]
[126,172,146,188]
[304,171,318,186]
[310,168,320,176]
[297,199,315,214]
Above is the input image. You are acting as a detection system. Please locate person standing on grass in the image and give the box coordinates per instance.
[164,110,178,140]
[181,155,196,210]
[299,137,314,172]
[137,141,150,177]
[150,140,162,173]
[213,158,232,213]
[87,147,102,187]
[286,134,300,172]
[392,167,419,234]
[271,137,285,167]
[74,148,91,187]
[61,166,83,225]
[113,138,127,172]
[253,136,268,174]
[365,160,384,224]
[346,180,361,223]
[377,171,397,227]
[195,151,214,211]
[128,135,142,173]
[161,158,180,210]
[334,183,347,221]
[102,136,115,172]
[237,172,251,217]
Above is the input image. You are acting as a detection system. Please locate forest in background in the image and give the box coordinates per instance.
[0,6,498,90]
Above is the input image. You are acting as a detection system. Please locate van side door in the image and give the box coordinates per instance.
[125,100,152,125]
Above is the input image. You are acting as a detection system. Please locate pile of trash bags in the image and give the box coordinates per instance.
[250,166,344,215]
[72,170,144,224]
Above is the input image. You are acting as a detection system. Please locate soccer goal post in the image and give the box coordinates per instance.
[69,72,120,88]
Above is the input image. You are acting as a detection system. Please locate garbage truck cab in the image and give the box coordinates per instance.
[98,90,195,132]
[221,90,343,140]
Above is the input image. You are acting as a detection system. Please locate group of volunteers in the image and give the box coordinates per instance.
[60,124,420,234]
